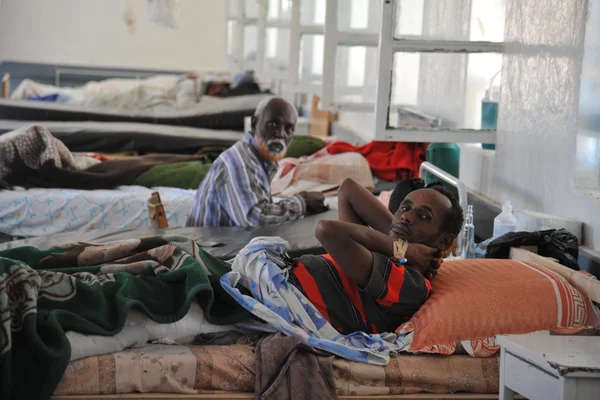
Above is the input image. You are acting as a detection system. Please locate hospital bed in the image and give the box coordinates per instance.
[48,248,596,400]
[0,93,270,131]
[0,120,242,154]
[0,207,338,258]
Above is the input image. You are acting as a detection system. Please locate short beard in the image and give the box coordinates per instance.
[256,136,287,162]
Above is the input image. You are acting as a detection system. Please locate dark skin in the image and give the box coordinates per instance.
[315,178,456,288]
[250,98,328,216]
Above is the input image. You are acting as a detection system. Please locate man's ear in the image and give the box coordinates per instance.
[437,233,456,251]
[250,116,258,135]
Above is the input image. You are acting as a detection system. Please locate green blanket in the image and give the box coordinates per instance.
[0,235,249,400]
[133,161,213,189]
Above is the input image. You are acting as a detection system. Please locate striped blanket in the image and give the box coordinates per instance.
[220,237,408,365]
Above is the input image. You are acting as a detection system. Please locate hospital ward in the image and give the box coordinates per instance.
[1,0,600,399]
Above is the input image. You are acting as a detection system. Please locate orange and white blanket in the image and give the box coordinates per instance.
[271,150,374,196]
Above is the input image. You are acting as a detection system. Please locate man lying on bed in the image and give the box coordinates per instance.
[286,178,464,334]
[186,96,328,227]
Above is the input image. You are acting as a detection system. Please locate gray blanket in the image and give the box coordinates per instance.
[255,334,336,400]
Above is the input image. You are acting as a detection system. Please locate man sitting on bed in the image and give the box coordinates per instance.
[286,178,464,334]
[186,96,328,227]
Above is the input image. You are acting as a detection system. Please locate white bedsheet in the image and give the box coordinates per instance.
[0,186,197,237]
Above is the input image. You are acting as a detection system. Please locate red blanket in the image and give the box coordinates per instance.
[325,141,426,181]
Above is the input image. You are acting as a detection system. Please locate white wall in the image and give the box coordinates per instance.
[0,0,227,72]
[489,0,600,249]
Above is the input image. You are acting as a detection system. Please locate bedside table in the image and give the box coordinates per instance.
[497,334,600,400]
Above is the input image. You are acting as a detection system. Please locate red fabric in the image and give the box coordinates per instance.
[85,153,111,162]
[324,141,426,181]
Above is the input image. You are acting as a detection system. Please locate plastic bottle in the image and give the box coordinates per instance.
[492,200,517,239]
[459,205,475,259]
[481,70,501,150]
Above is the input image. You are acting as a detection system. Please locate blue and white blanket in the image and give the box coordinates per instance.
[221,237,411,365]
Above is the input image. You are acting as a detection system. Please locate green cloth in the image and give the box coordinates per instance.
[133,161,213,189]
[285,135,326,158]
[0,235,249,400]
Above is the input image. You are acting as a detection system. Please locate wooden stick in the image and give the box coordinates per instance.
[1,73,9,98]
[147,192,169,228]
[510,247,600,303]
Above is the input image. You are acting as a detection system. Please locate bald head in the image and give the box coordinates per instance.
[250,96,298,162]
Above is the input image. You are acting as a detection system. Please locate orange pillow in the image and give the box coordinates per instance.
[396,259,600,357]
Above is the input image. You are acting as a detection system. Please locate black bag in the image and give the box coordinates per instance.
[485,229,580,270]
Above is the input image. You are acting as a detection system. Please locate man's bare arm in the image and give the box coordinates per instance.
[337,178,393,233]
[316,220,442,287]
[316,220,395,287]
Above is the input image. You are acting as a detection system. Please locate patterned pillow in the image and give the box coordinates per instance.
[396,259,600,357]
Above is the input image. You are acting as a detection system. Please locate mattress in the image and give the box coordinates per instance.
[0,94,270,131]
[0,208,339,259]
[0,186,197,237]
[52,343,499,397]
[0,120,243,153]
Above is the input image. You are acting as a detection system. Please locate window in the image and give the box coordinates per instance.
[576,0,600,194]
[225,0,258,72]
[373,0,505,143]
[321,0,380,111]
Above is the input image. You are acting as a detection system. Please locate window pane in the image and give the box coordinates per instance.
[243,25,257,61]
[339,0,380,32]
[302,0,325,25]
[265,28,290,73]
[576,0,600,193]
[395,0,424,36]
[350,0,369,30]
[334,46,379,104]
[268,0,292,21]
[226,21,235,56]
[299,35,324,84]
[312,34,324,75]
[394,0,506,42]
[347,46,366,86]
[268,0,280,19]
[470,0,506,42]
[389,52,503,130]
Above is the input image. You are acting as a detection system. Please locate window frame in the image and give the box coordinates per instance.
[321,0,380,111]
[373,0,504,143]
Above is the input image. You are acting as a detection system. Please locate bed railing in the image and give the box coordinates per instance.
[419,161,469,247]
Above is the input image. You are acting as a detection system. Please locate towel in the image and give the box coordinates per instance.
[256,333,336,400]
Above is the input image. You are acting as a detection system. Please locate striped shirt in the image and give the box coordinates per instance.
[186,132,306,227]
[289,252,432,334]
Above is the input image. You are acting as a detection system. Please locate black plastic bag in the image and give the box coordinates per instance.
[485,229,580,270]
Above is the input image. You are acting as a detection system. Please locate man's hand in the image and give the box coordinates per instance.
[405,243,442,280]
[298,191,329,216]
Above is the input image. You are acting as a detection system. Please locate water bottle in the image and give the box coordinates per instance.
[492,200,517,239]
[459,205,475,259]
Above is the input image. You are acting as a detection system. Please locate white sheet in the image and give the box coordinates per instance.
[67,302,238,362]
[0,186,196,237]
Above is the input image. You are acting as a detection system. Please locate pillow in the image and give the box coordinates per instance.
[396,259,600,357]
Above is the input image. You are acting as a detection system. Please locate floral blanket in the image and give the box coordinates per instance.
[0,235,248,400]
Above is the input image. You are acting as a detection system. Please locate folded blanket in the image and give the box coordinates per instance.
[271,152,374,196]
[285,135,326,158]
[0,125,204,189]
[133,161,213,189]
[0,235,249,400]
[220,237,407,366]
